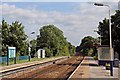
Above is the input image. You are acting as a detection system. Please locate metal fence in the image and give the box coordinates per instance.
[0,56,29,64]
[18,56,28,60]
[0,56,7,63]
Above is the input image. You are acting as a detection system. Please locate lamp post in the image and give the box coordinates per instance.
[94,30,101,45]
[28,31,35,61]
[94,3,113,76]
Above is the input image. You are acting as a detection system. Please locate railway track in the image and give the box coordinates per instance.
[1,56,84,80]
[1,57,68,78]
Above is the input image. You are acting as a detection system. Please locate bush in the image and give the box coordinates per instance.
[93,56,98,60]
[44,47,52,57]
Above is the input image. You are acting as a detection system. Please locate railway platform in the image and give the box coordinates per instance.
[69,56,119,79]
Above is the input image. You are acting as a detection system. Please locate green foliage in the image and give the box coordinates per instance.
[30,39,37,57]
[37,25,75,57]
[44,47,52,57]
[98,18,109,44]
[68,42,76,56]
[77,36,97,56]
[1,19,28,56]
[1,20,75,57]
[62,45,69,56]
[93,56,98,60]
[97,10,120,59]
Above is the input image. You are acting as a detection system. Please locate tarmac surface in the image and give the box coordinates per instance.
[69,57,119,79]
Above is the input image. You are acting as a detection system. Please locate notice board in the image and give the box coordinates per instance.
[8,47,16,58]
[97,46,114,60]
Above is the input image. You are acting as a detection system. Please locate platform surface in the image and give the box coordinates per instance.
[70,57,119,79]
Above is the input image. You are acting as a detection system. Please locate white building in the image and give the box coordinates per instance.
[37,49,45,58]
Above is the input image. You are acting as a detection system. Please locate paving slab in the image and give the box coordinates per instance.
[70,56,119,79]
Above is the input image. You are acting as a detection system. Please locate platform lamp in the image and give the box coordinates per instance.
[94,3,113,76]
[28,31,35,61]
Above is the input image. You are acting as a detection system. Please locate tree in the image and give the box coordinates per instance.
[111,10,120,59]
[9,21,27,52]
[68,42,75,56]
[1,20,28,56]
[98,18,109,45]
[97,10,120,59]
[37,24,75,57]
[1,20,10,55]
[77,36,97,56]
[30,39,37,57]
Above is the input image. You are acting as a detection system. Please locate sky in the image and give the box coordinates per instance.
[0,0,119,46]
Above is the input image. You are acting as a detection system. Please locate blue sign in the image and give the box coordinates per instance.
[8,47,16,58]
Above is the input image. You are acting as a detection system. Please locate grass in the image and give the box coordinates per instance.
[0,55,66,66]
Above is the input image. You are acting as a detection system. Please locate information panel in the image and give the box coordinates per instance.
[8,47,16,58]
[97,47,113,60]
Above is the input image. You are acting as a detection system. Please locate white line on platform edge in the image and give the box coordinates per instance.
[67,57,85,80]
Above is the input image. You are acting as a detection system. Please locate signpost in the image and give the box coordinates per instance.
[28,47,31,61]
[7,47,16,65]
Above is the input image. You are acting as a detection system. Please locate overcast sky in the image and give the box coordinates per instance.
[1,0,119,46]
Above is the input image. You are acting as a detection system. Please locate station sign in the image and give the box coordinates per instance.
[8,47,16,58]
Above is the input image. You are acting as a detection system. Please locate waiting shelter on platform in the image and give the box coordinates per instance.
[37,49,45,58]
